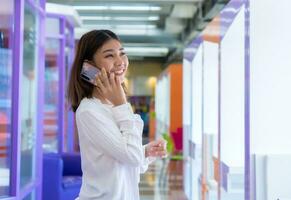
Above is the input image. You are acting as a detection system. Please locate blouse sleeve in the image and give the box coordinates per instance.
[132,114,156,173]
[77,103,143,167]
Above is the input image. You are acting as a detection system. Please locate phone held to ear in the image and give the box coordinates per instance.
[80,61,101,86]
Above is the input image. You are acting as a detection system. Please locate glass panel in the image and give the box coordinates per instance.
[0,0,14,197]
[250,1,291,199]
[155,76,170,136]
[64,24,74,152]
[65,27,70,47]
[202,41,219,199]
[64,47,69,152]
[220,7,245,199]
[191,44,203,200]
[23,190,34,200]
[43,38,59,153]
[20,4,38,187]
[45,18,60,37]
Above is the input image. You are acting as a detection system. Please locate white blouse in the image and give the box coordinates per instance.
[75,97,154,200]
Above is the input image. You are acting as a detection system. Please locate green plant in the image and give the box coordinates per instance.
[162,132,174,154]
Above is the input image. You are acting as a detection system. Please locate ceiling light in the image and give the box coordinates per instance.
[81,16,111,20]
[115,25,156,29]
[110,6,161,11]
[74,6,108,10]
[148,16,159,21]
[74,5,161,11]
[113,16,160,21]
[81,16,159,21]
[83,24,156,29]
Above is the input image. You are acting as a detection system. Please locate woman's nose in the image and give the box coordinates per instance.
[115,56,124,66]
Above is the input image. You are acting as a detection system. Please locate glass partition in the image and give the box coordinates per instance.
[43,38,60,153]
[220,5,245,200]
[0,0,14,197]
[19,3,39,187]
[64,23,74,152]
[23,191,34,200]
[0,0,45,199]
[44,15,75,154]
[191,44,203,200]
[202,41,219,199]
[191,45,203,145]
[155,75,170,137]
[44,16,62,153]
[182,58,192,198]
[250,1,291,199]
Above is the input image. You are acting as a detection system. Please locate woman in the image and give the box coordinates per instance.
[67,30,167,200]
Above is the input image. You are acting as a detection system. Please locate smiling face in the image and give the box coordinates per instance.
[92,39,128,83]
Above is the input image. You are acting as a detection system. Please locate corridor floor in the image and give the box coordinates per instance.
[139,159,188,200]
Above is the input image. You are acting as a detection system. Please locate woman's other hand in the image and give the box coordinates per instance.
[95,68,127,106]
[145,138,167,158]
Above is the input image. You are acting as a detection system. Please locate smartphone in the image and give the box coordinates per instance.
[80,61,101,86]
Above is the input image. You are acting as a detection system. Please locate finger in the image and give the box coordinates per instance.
[96,76,106,92]
[161,141,167,150]
[96,86,103,95]
[150,146,165,152]
[149,140,161,147]
[109,72,116,86]
[156,139,167,148]
[115,74,121,86]
[151,141,166,150]
[157,150,168,157]
[100,68,109,87]
[148,151,158,157]
[157,138,166,144]
[150,150,167,157]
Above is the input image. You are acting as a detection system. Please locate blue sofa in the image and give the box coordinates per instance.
[42,153,82,200]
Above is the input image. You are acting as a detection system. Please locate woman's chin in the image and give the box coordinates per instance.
[116,75,125,83]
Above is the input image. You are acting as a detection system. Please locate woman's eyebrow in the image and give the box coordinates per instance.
[102,49,113,54]
[102,48,124,54]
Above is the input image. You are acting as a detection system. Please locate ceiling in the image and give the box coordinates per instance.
[47,0,229,63]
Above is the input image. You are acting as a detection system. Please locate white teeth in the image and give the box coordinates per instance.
[114,69,124,75]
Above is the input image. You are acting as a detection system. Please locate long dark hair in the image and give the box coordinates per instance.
[67,30,120,112]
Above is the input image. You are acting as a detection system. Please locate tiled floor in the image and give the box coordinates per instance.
[139,159,188,200]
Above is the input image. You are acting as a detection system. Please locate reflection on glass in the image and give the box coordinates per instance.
[0,0,14,197]
[20,4,38,187]
[64,24,74,152]
[155,76,170,136]
[43,38,59,153]
[64,47,69,152]
[23,190,34,200]
[65,27,70,47]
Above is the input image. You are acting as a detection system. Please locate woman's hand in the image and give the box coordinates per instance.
[95,68,127,106]
[145,138,167,158]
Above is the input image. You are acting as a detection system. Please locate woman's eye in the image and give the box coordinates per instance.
[105,54,113,58]
[120,52,126,56]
